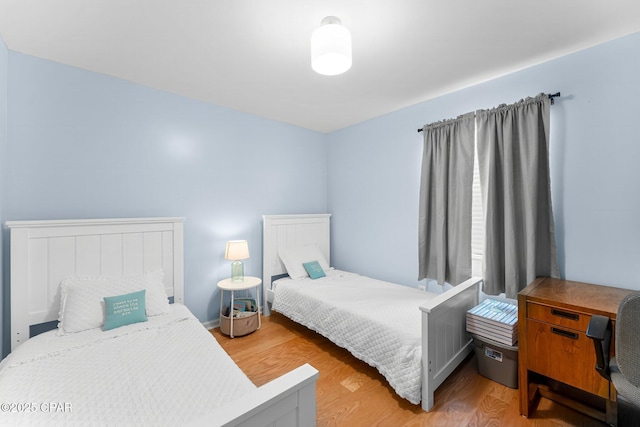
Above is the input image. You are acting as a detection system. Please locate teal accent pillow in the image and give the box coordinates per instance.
[303,260,326,279]
[103,290,148,331]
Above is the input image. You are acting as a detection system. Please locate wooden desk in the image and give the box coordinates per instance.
[518,277,633,421]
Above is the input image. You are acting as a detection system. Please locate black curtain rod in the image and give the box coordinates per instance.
[417,92,561,133]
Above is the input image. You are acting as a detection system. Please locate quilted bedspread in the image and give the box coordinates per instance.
[272,270,437,404]
[0,304,255,426]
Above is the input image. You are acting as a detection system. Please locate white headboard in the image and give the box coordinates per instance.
[262,214,331,314]
[6,217,184,351]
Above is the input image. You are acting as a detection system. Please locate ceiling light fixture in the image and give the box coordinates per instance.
[311,16,352,76]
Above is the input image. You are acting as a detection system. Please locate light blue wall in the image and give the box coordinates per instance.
[2,32,639,359]
[0,37,8,356]
[4,52,327,349]
[328,32,640,292]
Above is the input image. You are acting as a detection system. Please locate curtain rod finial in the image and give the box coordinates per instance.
[548,92,561,105]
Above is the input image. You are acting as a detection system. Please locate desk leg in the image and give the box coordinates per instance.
[520,373,541,417]
[518,292,534,417]
[519,368,531,417]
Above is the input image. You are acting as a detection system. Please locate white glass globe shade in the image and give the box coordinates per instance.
[311,21,352,76]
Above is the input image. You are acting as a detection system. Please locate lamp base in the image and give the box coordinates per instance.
[231,261,244,283]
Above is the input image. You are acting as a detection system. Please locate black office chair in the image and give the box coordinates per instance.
[587,292,640,426]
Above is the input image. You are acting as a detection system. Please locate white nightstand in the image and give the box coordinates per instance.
[217,276,262,338]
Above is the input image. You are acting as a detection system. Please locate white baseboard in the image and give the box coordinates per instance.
[202,319,219,330]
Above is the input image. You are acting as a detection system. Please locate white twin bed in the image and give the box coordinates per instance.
[1,217,318,426]
[262,214,482,411]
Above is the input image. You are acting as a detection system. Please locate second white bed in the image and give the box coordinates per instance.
[273,269,437,404]
[263,214,482,411]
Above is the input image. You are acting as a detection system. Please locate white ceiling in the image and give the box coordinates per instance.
[0,1,639,133]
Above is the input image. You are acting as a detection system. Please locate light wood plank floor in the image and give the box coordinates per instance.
[210,313,606,427]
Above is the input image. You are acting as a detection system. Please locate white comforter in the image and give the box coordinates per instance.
[272,270,437,404]
[0,304,255,426]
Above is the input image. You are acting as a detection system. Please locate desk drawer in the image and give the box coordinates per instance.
[526,319,609,398]
[527,302,589,331]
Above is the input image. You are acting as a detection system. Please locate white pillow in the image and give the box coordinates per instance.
[279,244,331,280]
[58,269,170,334]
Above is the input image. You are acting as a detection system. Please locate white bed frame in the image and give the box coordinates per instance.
[7,217,318,427]
[262,214,481,412]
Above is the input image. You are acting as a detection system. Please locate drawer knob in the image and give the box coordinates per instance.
[551,327,579,340]
[551,308,579,321]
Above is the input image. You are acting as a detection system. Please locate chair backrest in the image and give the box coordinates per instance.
[616,292,640,387]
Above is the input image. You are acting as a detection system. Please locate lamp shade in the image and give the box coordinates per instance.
[225,240,249,261]
[311,16,352,76]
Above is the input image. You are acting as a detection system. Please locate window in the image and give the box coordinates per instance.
[471,130,484,277]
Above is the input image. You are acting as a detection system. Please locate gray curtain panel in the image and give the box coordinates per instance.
[476,94,559,298]
[418,113,474,286]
